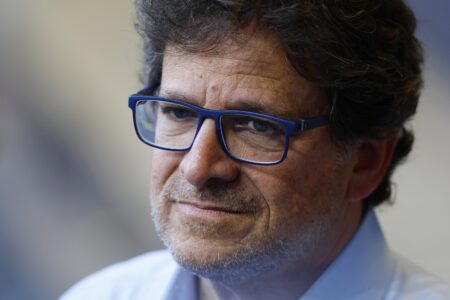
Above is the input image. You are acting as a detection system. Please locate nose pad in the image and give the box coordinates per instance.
[180,119,239,188]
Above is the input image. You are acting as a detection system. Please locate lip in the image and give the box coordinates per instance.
[175,201,249,218]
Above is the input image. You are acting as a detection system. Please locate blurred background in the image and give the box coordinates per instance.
[0,0,449,299]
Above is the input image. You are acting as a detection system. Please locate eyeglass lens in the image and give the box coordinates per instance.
[135,100,286,163]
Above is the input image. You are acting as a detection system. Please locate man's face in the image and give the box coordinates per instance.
[150,30,358,281]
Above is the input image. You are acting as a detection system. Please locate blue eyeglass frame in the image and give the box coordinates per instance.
[128,87,331,166]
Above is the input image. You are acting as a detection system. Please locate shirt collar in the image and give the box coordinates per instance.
[302,209,395,299]
[164,268,199,300]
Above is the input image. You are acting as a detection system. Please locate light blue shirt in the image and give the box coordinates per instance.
[61,210,450,299]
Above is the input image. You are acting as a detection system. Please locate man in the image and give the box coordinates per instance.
[63,0,450,299]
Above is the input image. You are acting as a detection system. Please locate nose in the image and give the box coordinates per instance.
[179,119,240,188]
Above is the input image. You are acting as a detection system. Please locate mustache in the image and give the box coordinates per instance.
[160,178,262,214]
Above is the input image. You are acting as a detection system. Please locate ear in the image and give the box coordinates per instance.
[346,134,399,203]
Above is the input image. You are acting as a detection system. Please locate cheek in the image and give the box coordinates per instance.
[245,166,307,227]
[251,148,337,220]
[150,150,181,200]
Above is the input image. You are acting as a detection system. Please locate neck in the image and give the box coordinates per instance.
[199,203,363,300]
[199,264,321,300]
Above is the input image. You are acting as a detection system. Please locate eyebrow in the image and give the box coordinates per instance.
[160,90,197,104]
[225,100,295,119]
[160,89,298,119]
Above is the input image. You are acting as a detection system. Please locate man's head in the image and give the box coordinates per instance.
[134,0,422,284]
[137,0,423,208]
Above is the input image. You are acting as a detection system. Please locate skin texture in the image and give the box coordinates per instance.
[149,29,395,299]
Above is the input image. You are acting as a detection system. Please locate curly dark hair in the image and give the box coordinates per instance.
[135,0,423,207]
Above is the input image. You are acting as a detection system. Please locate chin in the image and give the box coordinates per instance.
[158,224,300,284]
[169,239,282,283]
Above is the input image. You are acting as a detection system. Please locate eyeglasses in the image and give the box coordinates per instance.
[128,90,330,165]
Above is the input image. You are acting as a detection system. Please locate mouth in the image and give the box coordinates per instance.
[174,201,254,218]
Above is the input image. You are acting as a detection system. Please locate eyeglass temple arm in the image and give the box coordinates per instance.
[297,116,330,132]
[296,91,336,132]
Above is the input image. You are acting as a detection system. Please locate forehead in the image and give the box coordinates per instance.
[160,29,325,118]
[166,29,283,73]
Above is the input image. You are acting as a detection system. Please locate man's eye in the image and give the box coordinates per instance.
[234,117,281,136]
[160,106,196,120]
[249,119,273,133]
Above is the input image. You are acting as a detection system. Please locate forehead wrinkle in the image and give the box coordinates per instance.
[227,92,297,119]
[162,54,313,119]
[201,55,283,82]
[205,53,313,118]
[210,57,298,116]
[203,67,299,118]
[189,56,289,110]
[163,33,325,118]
